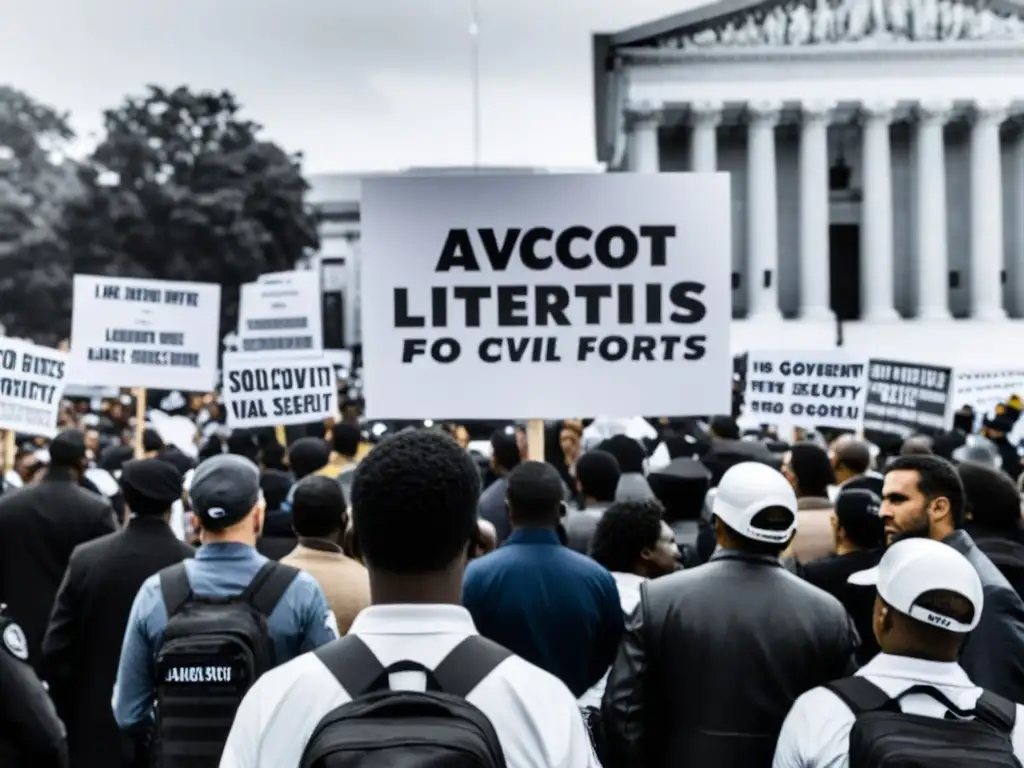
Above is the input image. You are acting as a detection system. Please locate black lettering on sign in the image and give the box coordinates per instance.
[21,354,65,380]
[0,378,58,405]
[163,665,233,684]
[226,366,334,394]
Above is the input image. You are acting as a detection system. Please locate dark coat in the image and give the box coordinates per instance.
[0,469,117,671]
[40,517,193,768]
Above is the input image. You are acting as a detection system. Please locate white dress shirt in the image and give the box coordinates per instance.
[219,603,600,768]
[773,652,1024,767]
[578,572,645,709]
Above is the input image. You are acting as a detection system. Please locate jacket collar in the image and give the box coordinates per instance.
[942,529,976,556]
[710,548,783,567]
[504,527,561,546]
[42,467,77,484]
[297,537,345,554]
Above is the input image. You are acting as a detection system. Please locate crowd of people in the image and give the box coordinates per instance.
[2,390,1024,766]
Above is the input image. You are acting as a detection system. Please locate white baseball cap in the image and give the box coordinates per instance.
[712,462,798,544]
[848,538,983,633]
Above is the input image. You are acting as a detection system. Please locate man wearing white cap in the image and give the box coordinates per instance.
[604,462,859,768]
[774,538,1024,767]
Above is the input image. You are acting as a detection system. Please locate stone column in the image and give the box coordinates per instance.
[860,101,899,321]
[689,101,721,172]
[1013,132,1024,317]
[798,100,836,321]
[746,100,783,321]
[626,102,662,173]
[913,101,953,320]
[969,100,1009,320]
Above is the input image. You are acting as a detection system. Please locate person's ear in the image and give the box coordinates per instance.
[928,495,952,525]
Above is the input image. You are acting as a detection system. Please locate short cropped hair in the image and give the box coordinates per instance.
[292,475,347,538]
[886,454,965,527]
[575,450,621,502]
[331,423,361,458]
[350,430,480,573]
[505,461,564,524]
[590,499,664,573]
[835,440,871,475]
[958,461,1022,532]
[490,431,521,473]
[790,442,836,497]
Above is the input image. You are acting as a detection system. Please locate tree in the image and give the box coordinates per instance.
[0,86,78,344]
[63,85,320,337]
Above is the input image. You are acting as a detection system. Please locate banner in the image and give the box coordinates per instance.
[950,368,1024,424]
[0,338,69,437]
[745,351,868,430]
[222,353,338,428]
[238,271,322,354]
[862,359,953,437]
[359,173,733,419]
[68,275,221,392]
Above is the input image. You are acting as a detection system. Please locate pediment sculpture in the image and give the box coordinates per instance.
[654,0,1024,48]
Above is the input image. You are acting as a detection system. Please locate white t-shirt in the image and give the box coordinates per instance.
[773,652,1024,767]
[219,603,600,768]
[578,572,645,709]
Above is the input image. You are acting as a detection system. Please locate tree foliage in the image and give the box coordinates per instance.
[63,85,320,337]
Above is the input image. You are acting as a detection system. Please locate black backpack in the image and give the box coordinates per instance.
[153,560,299,768]
[827,677,1022,767]
[300,634,512,768]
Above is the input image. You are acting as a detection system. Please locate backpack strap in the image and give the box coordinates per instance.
[241,561,299,616]
[314,635,386,696]
[433,635,513,698]
[974,691,1018,735]
[159,563,193,618]
[826,677,895,715]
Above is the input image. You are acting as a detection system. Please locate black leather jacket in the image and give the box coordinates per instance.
[601,549,860,768]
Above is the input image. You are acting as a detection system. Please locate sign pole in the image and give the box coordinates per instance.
[275,424,287,448]
[526,419,545,462]
[134,388,147,459]
[2,429,14,474]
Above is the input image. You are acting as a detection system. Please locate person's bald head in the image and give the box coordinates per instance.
[833,438,871,484]
[901,435,934,457]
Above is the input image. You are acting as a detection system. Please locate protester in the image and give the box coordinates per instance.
[255,468,297,561]
[603,461,859,768]
[829,436,879,497]
[0,429,117,673]
[0,607,67,768]
[287,436,331,480]
[565,449,620,554]
[463,460,624,698]
[982,413,1022,482]
[648,457,712,566]
[220,429,599,766]
[112,454,337,766]
[281,475,370,635]
[958,461,1024,599]
[801,488,886,664]
[783,442,837,563]
[774,538,1024,766]
[881,454,1024,702]
[599,434,655,502]
[320,422,361,502]
[41,458,194,768]
[478,430,522,544]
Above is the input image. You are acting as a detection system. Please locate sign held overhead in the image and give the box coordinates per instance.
[222,353,338,429]
[0,338,69,437]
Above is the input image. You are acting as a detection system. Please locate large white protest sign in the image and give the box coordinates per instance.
[0,338,69,437]
[951,367,1024,422]
[69,275,221,392]
[238,270,322,354]
[360,173,732,420]
[745,351,869,430]
[222,353,338,428]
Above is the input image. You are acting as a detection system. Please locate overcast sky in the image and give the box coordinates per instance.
[0,0,698,174]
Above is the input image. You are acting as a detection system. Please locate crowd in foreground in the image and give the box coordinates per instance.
[2,399,1024,767]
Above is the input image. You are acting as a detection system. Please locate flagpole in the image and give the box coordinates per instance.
[469,0,481,167]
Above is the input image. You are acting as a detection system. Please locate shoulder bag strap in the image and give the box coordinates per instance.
[432,635,513,699]
[159,562,193,618]
[314,635,386,697]
[825,677,895,715]
[243,561,299,616]
[974,691,1018,734]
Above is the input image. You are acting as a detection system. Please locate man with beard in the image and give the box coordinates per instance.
[880,454,1024,702]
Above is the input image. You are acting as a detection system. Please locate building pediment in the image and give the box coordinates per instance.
[621,0,1024,50]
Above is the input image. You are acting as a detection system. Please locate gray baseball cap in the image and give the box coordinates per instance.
[188,454,261,529]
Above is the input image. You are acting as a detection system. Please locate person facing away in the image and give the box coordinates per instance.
[579,499,680,710]
[880,454,1024,702]
[774,538,1024,767]
[602,461,860,768]
[801,489,886,665]
[958,461,1024,600]
[112,454,338,763]
[0,429,117,674]
[220,429,599,768]
[255,468,296,561]
[478,431,522,545]
[565,449,621,554]
[40,458,194,768]
[281,475,370,635]
[319,423,361,503]
[599,434,656,502]
[782,442,838,564]
[463,460,625,698]
[829,437,879,498]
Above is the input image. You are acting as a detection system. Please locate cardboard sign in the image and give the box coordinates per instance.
[951,368,1024,424]
[238,270,322,354]
[744,351,868,430]
[0,338,69,437]
[69,275,221,392]
[359,173,732,419]
[862,359,953,437]
[222,353,338,428]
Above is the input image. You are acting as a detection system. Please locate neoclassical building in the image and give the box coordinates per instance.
[593,0,1024,362]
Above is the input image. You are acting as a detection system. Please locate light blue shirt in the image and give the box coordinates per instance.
[112,541,337,730]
